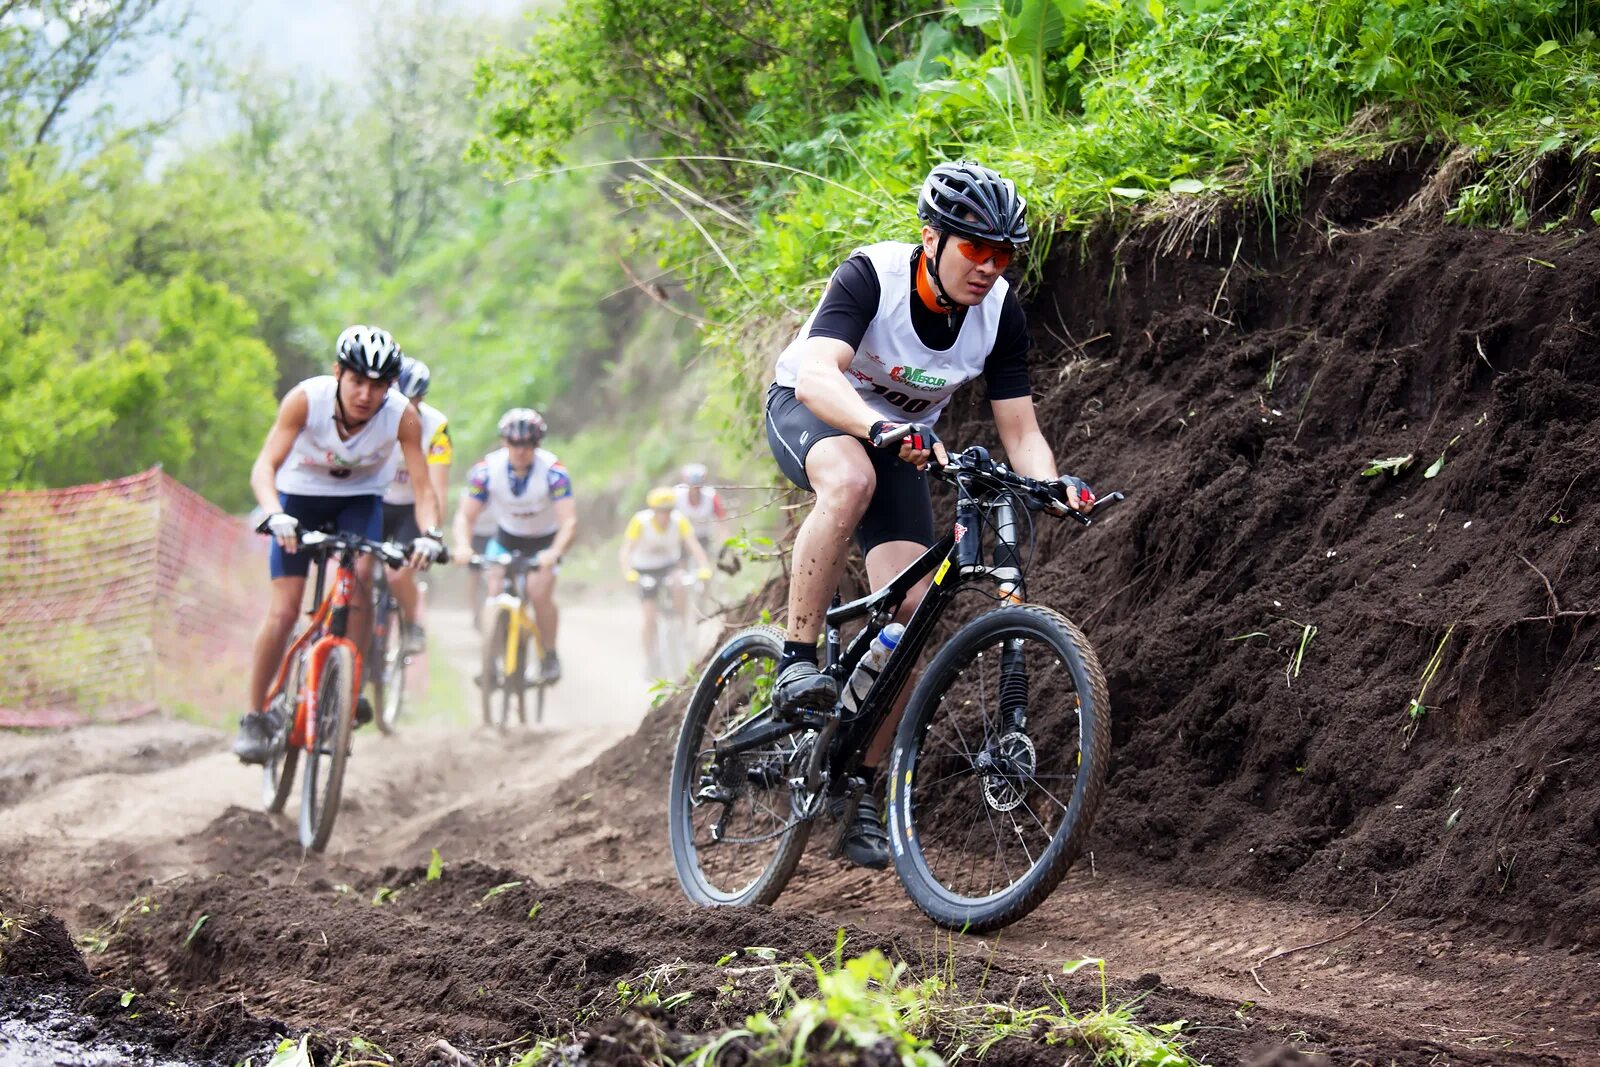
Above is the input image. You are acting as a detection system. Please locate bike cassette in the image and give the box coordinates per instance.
[975,732,1037,812]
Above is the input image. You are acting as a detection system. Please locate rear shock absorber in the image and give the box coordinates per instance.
[999,638,1028,734]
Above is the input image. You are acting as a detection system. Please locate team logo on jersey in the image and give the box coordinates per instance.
[890,365,948,391]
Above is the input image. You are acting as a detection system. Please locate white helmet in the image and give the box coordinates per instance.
[335,325,403,381]
[681,462,708,486]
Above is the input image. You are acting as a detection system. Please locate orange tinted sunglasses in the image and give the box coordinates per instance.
[954,238,1014,270]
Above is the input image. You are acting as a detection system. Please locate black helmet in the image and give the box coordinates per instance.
[397,356,431,400]
[336,325,403,381]
[917,161,1029,246]
[498,407,547,446]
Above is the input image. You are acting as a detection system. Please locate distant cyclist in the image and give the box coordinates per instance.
[235,326,443,764]
[380,357,451,654]
[620,488,713,675]
[763,161,1096,867]
[673,462,727,558]
[451,408,576,682]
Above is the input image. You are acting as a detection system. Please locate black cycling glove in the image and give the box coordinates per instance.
[1054,474,1096,508]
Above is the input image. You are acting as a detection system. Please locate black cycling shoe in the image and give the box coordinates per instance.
[232,709,281,765]
[773,660,838,719]
[841,793,890,870]
[354,697,374,728]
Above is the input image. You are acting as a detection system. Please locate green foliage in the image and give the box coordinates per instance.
[480,0,1600,423]
[0,150,287,507]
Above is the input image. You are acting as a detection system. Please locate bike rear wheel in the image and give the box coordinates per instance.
[377,599,406,734]
[668,625,811,908]
[887,604,1111,932]
[300,644,356,852]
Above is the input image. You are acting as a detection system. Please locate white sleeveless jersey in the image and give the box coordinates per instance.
[276,376,409,497]
[382,401,448,505]
[673,485,721,538]
[773,241,1007,426]
[625,508,692,570]
[482,447,567,538]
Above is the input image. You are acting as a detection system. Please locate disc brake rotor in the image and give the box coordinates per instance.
[978,731,1036,812]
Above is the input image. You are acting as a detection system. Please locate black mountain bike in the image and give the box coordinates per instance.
[668,444,1122,932]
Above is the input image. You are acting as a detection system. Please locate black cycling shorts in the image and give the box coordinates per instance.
[381,502,420,545]
[635,562,681,601]
[765,384,934,554]
[487,529,557,557]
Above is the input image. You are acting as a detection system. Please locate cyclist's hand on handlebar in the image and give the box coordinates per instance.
[1053,474,1097,514]
[262,512,301,554]
[696,566,713,581]
[452,540,473,564]
[625,568,641,583]
[532,548,559,572]
[409,533,445,570]
[869,420,948,472]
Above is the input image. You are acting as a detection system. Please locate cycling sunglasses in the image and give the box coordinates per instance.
[953,238,1015,270]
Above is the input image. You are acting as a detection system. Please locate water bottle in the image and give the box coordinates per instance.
[840,623,904,717]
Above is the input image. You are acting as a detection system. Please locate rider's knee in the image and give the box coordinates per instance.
[264,601,300,631]
[813,459,875,516]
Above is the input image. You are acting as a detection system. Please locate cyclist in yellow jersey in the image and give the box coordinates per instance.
[620,488,712,674]
[381,357,452,653]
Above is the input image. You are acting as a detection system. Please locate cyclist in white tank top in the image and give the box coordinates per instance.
[233,326,444,765]
[450,408,578,683]
[380,357,453,656]
[761,162,1099,870]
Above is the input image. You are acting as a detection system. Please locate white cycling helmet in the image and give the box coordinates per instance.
[681,462,708,486]
[336,325,403,381]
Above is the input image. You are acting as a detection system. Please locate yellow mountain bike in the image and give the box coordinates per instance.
[470,551,552,729]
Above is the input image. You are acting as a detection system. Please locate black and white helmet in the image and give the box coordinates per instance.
[397,356,431,400]
[497,407,547,446]
[336,325,403,381]
[917,161,1029,246]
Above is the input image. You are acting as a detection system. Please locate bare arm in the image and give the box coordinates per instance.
[397,408,440,534]
[544,497,578,566]
[992,396,1059,480]
[251,388,309,516]
[452,494,484,560]
[793,337,881,437]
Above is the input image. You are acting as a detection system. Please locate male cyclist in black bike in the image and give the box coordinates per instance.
[764,161,1096,868]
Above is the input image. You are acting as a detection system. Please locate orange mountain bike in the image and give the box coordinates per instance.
[258,530,420,851]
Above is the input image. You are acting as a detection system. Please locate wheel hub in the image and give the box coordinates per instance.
[979,731,1036,812]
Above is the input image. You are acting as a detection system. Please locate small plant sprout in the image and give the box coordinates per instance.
[527,902,542,922]
[1402,624,1455,749]
[341,1034,394,1064]
[119,989,137,1008]
[371,887,398,906]
[480,881,523,903]
[1361,454,1414,477]
[1286,620,1316,687]
[426,848,443,882]
[182,914,209,949]
[266,1036,313,1067]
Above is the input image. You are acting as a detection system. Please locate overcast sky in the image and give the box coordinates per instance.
[96,0,532,156]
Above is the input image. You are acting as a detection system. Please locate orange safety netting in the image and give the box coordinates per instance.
[0,468,268,727]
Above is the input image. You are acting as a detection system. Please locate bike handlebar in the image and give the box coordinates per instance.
[930,445,1124,526]
[467,551,548,572]
[257,525,447,568]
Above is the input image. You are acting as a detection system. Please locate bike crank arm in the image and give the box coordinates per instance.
[713,715,805,758]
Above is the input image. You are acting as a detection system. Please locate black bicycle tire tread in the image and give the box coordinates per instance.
[891,603,1111,933]
[668,623,811,908]
[376,609,404,735]
[303,645,356,853]
[482,612,506,729]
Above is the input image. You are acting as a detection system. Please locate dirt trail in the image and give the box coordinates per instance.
[0,601,657,895]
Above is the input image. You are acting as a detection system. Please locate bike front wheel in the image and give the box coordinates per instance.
[482,611,509,730]
[668,625,811,908]
[300,643,356,852]
[887,604,1111,932]
[262,645,306,814]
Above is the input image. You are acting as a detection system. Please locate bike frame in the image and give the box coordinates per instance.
[714,471,1037,780]
[485,557,543,678]
[263,547,364,753]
